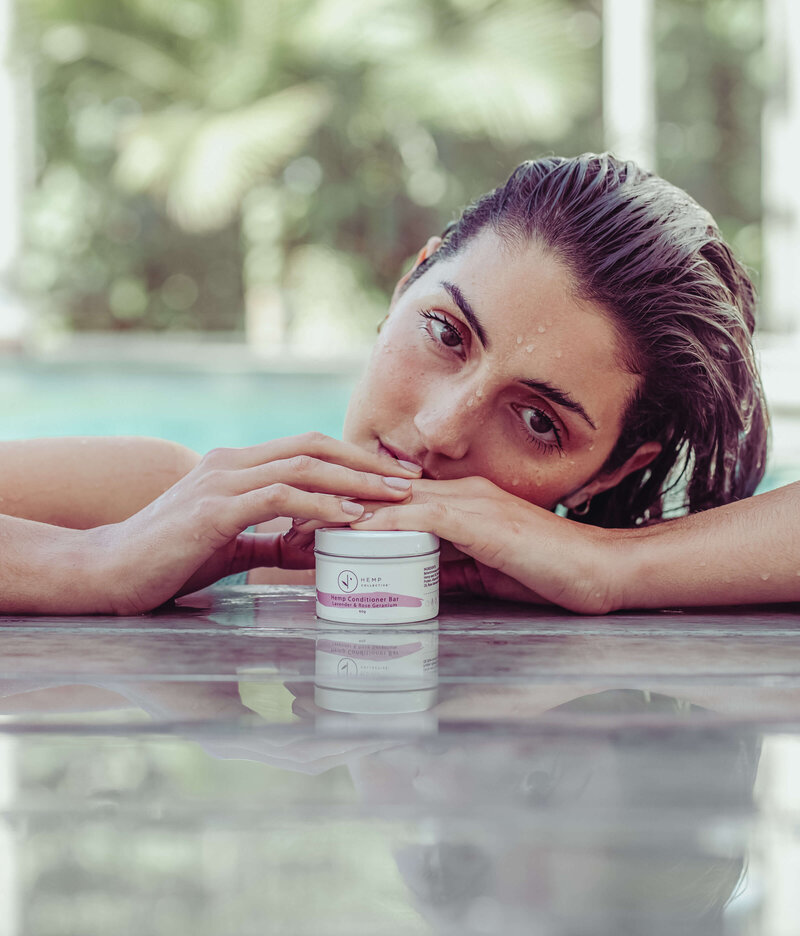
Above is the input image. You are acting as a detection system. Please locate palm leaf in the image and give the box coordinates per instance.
[115,83,331,232]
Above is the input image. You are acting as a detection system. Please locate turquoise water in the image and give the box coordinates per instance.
[1,360,795,490]
[0,362,357,453]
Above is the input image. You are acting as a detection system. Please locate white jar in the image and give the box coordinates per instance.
[315,529,439,624]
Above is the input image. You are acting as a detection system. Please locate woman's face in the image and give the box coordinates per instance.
[343,229,641,508]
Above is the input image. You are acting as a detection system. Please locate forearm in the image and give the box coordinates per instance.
[611,482,800,609]
[0,514,117,615]
[0,437,200,528]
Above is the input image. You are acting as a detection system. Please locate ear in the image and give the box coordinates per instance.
[561,441,662,510]
[389,236,443,307]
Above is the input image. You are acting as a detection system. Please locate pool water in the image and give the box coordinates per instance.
[1,359,797,490]
[0,361,357,454]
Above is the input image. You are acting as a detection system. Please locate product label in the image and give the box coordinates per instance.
[315,627,439,688]
[316,639,423,660]
[317,590,422,609]
[316,554,439,621]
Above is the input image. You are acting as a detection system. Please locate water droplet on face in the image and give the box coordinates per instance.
[466,396,474,407]
[516,336,523,344]
[525,344,535,353]
[537,325,546,333]
[588,444,595,451]
[511,478,519,486]
[760,572,771,581]
[475,388,483,398]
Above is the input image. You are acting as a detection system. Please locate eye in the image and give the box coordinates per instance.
[518,406,562,449]
[419,310,464,351]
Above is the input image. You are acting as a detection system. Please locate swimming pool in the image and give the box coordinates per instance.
[0,360,358,454]
[1,357,797,490]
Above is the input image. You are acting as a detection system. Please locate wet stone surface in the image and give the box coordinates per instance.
[1,586,799,935]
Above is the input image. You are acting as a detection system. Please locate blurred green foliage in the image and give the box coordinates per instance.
[14,0,603,338]
[15,0,763,340]
[655,0,763,283]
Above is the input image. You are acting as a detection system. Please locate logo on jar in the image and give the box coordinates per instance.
[337,570,358,593]
[337,658,358,676]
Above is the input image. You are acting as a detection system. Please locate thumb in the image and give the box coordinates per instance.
[440,557,487,595]
[228,532,285,572]
[441,557,549,604]
[235,531,316,571]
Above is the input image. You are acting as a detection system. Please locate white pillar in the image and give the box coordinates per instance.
[0,736,19,936]
[761,0,800,334]
[0,0,31,345]
[602,0,656,172]
[754,735,800,935]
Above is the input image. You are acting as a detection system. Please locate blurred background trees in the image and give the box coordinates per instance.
[13,0,763,350]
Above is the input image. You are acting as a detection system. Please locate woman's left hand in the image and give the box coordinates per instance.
[349,477,620,614]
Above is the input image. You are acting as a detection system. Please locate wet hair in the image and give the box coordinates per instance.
[404,154,768,527]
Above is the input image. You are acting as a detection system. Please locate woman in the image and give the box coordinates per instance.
[0,153,788,615]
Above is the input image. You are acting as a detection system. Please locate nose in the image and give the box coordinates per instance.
[413,383,477,462]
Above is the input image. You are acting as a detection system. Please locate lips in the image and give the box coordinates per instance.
[378,439,416,465]
[378,439,433,478]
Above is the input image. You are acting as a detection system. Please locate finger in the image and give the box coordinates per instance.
[289,495,395,532]
[439,558,550,604]
[200,433,422,476]
[225,532,283,572]
[231,457,416,501]
[439,558,487,596]
[439,539,468,562]
[352,502,503,572]
[223,531,325,573]
[285,510,372,550]
[351,501,466,545]
[276,533,318,570]
[283,525,319,550]
[232,485,369,530]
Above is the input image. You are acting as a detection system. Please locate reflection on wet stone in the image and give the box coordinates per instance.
[313,618,439,715]
[0,587,799,933]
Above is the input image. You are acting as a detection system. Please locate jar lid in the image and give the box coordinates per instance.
[314,528,439,558]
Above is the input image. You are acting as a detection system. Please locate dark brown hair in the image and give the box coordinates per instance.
[405,154,768,528]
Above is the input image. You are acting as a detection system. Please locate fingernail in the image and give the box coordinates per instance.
[397,459,422,473]
[293,518,314,528]
[359,511,374,521]
[341,501,365,517]
[384,476,412,490]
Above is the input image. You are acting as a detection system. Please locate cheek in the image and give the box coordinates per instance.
[343,335,423,436]
[481,449,599,510]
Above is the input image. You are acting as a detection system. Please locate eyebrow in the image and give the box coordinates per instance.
[519,379,598,431]
[441,280,490,349]
[440,279,597,432]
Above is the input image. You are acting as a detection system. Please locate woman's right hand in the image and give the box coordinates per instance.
[90,433,420,614]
